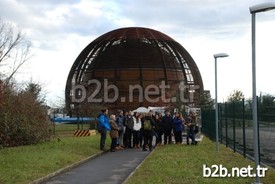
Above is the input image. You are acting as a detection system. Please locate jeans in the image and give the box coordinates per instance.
[132,130,140,146]
[100,130,107,150]
[174,131,182,143]
[186,128,195,144]
[124,127,133,148]
[155,130,163,145]
[143,131,153,150]
[117,129,124,146]
[164,129,172,144]
[111,138,117,151]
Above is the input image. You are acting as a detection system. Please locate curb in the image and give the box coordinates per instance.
[30,150,108,184]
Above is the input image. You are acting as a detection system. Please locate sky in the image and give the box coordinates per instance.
[0,0,275,107]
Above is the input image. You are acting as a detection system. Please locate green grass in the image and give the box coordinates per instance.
[50,123,91,137]
[126,137,275,184]
[0,126,107,184]
[1,126,275,184]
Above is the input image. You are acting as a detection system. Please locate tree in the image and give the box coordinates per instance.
[198,90,214,110]
[260,93,275,107]
[258,93,275,121]
[0,19,32,83]
[227,90,244,102]
[24,82,45,104]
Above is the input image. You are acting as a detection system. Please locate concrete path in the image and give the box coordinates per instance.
[39,134,203,184]
[43,148,151,184]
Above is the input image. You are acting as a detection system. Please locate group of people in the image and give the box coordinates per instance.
[97,108,198,152]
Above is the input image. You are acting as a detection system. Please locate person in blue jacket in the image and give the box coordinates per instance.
[173,112,184,144]
[98,108,111,151]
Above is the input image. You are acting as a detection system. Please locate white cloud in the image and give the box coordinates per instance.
[1,0,275,105]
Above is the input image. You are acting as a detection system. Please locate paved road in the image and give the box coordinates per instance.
[43,148,151,184]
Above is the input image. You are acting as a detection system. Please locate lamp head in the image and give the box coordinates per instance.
[250,3,275,14]
[214,53,229,58]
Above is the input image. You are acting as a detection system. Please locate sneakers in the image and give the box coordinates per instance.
[134,144,140,149]
[115,146,124,150]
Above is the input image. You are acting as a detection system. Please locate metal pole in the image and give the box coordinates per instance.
[215,57,219,152]
[225,102,228,147]
[233,102,236,152]
[219,103,222,144]
[242,98,246,158]
[251,12,261,184]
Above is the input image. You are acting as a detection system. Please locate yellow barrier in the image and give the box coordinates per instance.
[74,130,96,137]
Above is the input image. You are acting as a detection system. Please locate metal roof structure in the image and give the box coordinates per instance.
[65,27,204,113]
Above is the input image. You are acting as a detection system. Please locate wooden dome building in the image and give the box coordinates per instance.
[65,27,203,114]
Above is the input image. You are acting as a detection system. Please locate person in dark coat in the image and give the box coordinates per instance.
[123,111,134,148]
[162,110,173,144]
[142,112,155,151]
[154,113,163,145]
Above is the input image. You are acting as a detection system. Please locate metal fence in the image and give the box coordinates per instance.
[202,99,275,168]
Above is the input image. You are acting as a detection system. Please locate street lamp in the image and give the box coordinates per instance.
[214,53,229,152]
[250,2,275,184]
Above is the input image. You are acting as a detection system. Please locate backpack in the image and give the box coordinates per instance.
[143,119,152,130]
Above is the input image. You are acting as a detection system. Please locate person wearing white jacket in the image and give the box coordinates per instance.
[132,112,142,148]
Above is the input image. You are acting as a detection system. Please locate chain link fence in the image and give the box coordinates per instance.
[202,99,275,168]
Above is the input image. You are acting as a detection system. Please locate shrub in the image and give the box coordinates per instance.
[0,82,50,147]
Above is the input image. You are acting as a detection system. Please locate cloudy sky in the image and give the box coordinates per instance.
[1,0,275,106]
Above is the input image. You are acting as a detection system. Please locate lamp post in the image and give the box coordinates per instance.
[250,3,275,184]
[214,53,229,152]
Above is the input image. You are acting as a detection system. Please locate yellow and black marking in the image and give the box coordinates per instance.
[74,130,96,137]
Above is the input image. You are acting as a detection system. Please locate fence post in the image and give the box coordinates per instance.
[52,111,56,135]
[219,103,222,144]
[77,112,80,130]
[257,96,261,163]
[225,102,228,147]
[242,98,246,158]
[233,101,236,152]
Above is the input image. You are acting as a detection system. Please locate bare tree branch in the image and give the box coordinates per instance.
[0,19,32,84]
[5,41,32,83]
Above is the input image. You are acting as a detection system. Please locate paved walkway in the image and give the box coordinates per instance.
[42,148,151,184]
[39,134,203,184]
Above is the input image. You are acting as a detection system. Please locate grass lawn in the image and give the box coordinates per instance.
[0,125,107,184]
[1,125,274,184]
[126,136,275,184]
